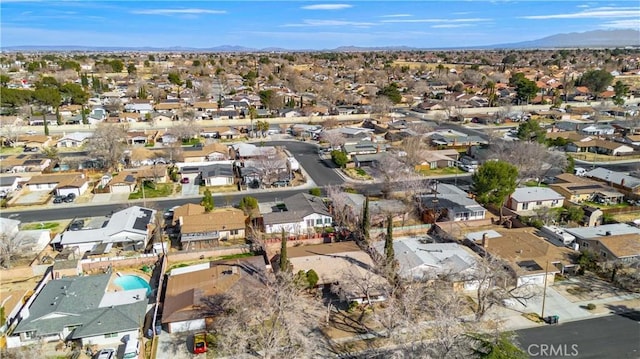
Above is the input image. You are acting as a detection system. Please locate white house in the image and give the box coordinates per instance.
[8,274,146,348]
[56,132,93,148]
[507,187,564,214]
[201,164,235,186]
[0,175,21,194]
[53,206,155,253]
[25,174,89,197]
[124,103,153,114]
[262,193,333,235]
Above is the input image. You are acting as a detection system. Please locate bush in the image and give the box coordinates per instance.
[331,150,348,168]
[586,303,596,310]
[347,301,359,313]
[308,187,322,196]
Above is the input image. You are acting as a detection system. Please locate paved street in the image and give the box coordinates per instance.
[516,314,640,359]
[267,140,345,187]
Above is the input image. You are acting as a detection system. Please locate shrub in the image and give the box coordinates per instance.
[347,301,359,313]
[308,187,322,196]
[586,303,596,310]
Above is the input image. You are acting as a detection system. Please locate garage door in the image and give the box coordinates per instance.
[517,275,545,287]
[168,319,206,333]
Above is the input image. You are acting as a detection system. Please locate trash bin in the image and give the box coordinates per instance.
[552,315,559,324]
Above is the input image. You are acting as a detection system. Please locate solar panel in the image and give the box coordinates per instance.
[567,185,602,191]
[133,208,153,231]
[124,175,136,183]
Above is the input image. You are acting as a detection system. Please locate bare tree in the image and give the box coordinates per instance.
[210,271,326,359]
[84,123,128,170]
[170,120,200,141]
[374,153,412,198]
[483,141,567,183]
[325,185,361,234]
[0,231,21,269]
[319,129,345,149]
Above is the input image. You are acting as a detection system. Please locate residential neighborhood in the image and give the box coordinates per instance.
[1,44,640,359]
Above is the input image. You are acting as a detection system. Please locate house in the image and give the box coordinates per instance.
[352,153,385,168]
[16,135,55,150]
[417,183,487,223]
[1,156,51,173]
[585,168,640,196]
[375,238,481,289]
[201,164,235,186]
[182,143,230,162]
[161,256,266,333]
[566,139,634,156]
[229,143,277,161]
[56,132,93,148]
[8,274,146,348]
[261,193,333,235]
[581,124,615,136]
[342,141,384,159]
[429,129,488,149]
[549,173,623,203]
[565,224,640,263]
[53,206,156,253]
[0,175,21,194]
[108,172,137,193]
[174,205,247,247]
[414,149,459,171]
[26,173,89,197]
[286,242,387,304]
[341,193,410,227]
[466,228,576,286]
[506,187,564,215]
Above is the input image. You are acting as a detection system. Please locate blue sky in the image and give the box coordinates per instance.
[1,1,638,49]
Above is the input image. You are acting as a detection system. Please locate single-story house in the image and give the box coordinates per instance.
[585,168,640,196]
[201,164,235,187]
[466,229,576,286]
[566,139,634,156]
[550,173,623,203]
[26,173,89,197]
[566,224,640,263]
[261,193,333,235]
[506,187,564,215]
[286,242,388,304]
[53,206,156,253]
[182,143,230,162]
[161,257,266,333]
[0,175,21,194]
[342,141,383,159]
[417,183,487,223]
[8,274,146,348]
[414,149,460,171]
[108,172,137,193]
[375,238,481,290]
[56,132,93,148]
[1,157,51,173]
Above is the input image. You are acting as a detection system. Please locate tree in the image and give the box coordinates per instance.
[384,214,395,267]
[0,232,20,268]
[612,80,629,106]
[238,196,259,215]
[84,123,128,170]
[579,69,613,100]
[361,195,370,240]
[484,141,567,184]
[127,63,136,75]
[471,332,528,359]
[201,189,215,212]
[60,83,88,105]
[330,150,348,168]
[319,129,346,149]
[308,187,322,196]
[378,82,402,104]
[472,160,518,221]
[0,74,9,86]
[516,119,546,143]
[279,229,289,273]
[564,206,584,224]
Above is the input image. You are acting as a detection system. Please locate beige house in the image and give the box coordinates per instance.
[182,143,230,162]
[175,205,247,247]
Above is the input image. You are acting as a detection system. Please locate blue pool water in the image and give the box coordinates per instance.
[114,275,151,295]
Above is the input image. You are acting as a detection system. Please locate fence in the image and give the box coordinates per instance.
[370,224,432,236]
[166,244,251,264]
[80,253,159,272]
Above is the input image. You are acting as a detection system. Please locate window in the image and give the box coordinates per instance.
[316,218,323,225]
[230,229,239,235]
[536,201,542,205]
[306,219,314,228]
[104,332,118,338]
[324,217,332,224]
[601,251,607,258]
[582,242,589,248]
[522,203,529,210]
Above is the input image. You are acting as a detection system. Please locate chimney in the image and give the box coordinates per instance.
[621,178,625,187]
[605,231,612,236]
[481,233,489,248]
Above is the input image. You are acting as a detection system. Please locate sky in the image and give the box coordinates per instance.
[1,1,639,49]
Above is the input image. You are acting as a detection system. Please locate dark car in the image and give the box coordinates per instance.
[69,219,84,231]
[66,193,76,200]
[53,196,64,204]
[63,195,74,203]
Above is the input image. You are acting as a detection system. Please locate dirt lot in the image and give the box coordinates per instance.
[553,273,634,302]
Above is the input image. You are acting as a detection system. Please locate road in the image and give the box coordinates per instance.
[516,314,640,359]
[267,140,345,187]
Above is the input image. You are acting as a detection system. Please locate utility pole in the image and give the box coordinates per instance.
[540,260,549,320]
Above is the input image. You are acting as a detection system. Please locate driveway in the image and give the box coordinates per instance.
[92,193,130,203]
[180,174,200,196]
[156,330,200,359]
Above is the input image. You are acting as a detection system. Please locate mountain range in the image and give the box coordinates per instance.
[2,29,638,52]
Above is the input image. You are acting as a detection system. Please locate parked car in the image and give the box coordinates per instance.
[193,332,207,354]
[96,348,115,359]
[66,193,76,200]
[180,177,190,184]
[53,196,64,204]
[63,195,74,203]
[25,130,36,135]
[69,219,84,231]
[122,339,140,359]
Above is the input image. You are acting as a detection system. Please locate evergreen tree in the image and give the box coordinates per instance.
[384,214,394,265]
[200,189,215,212]
[81,105,88,125]
[55,106,62,125]
[361,196,370,240]
[279,229,289,272]
[43,117,49,136]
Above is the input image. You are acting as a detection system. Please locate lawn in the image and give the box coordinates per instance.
[344,168,373,180]
[128,183,173,200]
[417,167,465,176]
[583,201,631,210]
[198,185,238,194]
[0,146,23,155]
[571,152,640,162]
[21,222,60,230]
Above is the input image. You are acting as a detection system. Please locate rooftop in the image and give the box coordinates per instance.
[565,223,640,240]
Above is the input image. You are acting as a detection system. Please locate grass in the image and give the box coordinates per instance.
[218,252,255,260]
[417,166,465,176]
[128,183,173,200]
[344,168,373,180]
[523,180,549,187]
[198,185,238,194]
[571,152,640,162]
[0,146,23,155]
[583,201,631,209]
[21,222,60,230]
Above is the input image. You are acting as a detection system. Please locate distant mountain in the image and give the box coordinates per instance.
[491,29,640,49]
[2,29,638,52]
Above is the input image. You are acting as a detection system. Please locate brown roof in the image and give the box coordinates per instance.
[27,173,85,186]
[183,143,230,158]
[193,101,219,109]
[173,203,206,223]
[546,131,586,142]
[155,102,182,110]
[17,135,51,144]
[480,228,575,276]
[592,234,640,259]
[162,257,266,324]
[179,207,247,233]
[572,139,630,151]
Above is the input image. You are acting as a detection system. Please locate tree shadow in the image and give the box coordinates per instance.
[604,304,640,321]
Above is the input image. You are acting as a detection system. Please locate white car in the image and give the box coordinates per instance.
[25,130,36,135]
[96,348,115,359]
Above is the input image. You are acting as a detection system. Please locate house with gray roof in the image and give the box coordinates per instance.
[585,168,640,196]
[52,206,156,253]
[56,132,93,148]
[417,183,487,222]
[202,164,235,187]
[8,274,146,348]
[374,238,481,289]
[261,193,333,235]
[506,187,565,215]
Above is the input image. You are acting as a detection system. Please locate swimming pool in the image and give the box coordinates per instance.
[114,275,152,295]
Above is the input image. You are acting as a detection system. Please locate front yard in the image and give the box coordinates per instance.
[343,167,373,181]
[128,183,174,200]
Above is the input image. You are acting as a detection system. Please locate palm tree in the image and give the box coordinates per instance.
[484,81,497,107]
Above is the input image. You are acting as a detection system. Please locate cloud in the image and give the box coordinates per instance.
[576,4,590,8]
[301,4,352,10]
[379,14,412,18]
[282,19,375,27]
[522,7,639,19]
[431,24,473,28]
[600,19,640,29]
[381,18,490,23]
[132,8,226,15]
